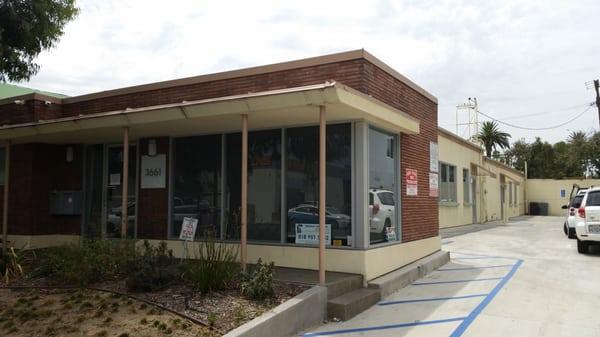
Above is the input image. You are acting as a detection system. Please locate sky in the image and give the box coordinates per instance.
[16,0,600,143]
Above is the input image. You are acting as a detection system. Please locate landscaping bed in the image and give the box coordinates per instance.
[0,240,309,335]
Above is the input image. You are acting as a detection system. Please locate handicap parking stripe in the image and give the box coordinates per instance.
[378,293,488,306]
[301,317,467,336]
[302,256,523,337]
[448,259,524,337]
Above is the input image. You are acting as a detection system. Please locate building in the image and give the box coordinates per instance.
[437,128,525,228]
[0,50,441,282]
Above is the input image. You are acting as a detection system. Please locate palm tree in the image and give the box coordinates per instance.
[476,121,511,158]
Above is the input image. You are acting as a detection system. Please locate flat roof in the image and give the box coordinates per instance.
[62,49,438,104]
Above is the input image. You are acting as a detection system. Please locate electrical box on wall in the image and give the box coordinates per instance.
[49,190,82,215]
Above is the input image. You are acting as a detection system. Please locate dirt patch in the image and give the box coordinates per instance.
[97,280,308,333]
[0,288,218,337]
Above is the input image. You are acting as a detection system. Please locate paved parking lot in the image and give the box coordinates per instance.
[303,216,600,337]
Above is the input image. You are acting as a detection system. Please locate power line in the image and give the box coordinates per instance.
[478,104,594,131]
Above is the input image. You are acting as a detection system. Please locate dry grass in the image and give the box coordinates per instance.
[0,289,219,337]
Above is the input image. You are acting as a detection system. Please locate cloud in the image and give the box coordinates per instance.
[17,0,600,143]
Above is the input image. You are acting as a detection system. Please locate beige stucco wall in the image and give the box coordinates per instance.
[482,160,525,222]
[7,235,80,249]
[437,130,525,228]
[526,179,600,215]
[438,133,482,228]
[153,236,440,281]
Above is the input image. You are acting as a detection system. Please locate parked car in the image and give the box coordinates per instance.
[561,191,586,239]
[287,204,350,230]
[369,189,395,236]
[575,186,600,254]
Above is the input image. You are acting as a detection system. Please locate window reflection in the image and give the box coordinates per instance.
[171,136,222,239]
[286,124,352,246]
[369,128,397,244]
[225,130,282,242]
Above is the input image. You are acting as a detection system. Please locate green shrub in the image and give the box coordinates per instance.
[240,259,275,300]
[31,240,135,285]
[180,232,238,293]
[125,241,178,292]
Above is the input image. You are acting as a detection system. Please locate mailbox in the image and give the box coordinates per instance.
[49,190,82,215]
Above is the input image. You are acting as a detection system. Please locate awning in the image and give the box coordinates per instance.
[0,82,420,144]
[472,163,497,178]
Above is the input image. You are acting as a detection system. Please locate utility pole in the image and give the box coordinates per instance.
[594,80,600,129]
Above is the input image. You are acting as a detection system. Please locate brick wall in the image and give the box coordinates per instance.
[6,144,83,236]
[361,63,439,242]
[136,137,170,240]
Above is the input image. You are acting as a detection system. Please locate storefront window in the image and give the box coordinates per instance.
[171,135,222,239]
[369,128,398,244]
[286,124,352,246]
[225,130,282,242]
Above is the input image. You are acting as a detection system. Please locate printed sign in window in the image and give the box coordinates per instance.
[179,217,198,241]
[141,154,166,189]
[295,223,331,245]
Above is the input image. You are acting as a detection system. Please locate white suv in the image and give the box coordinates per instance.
[369,189,395,235]
[562,191,586,239]
[575,187,600,254]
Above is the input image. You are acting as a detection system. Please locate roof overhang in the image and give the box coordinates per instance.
[472,163,498,179]
[0,82,420,144]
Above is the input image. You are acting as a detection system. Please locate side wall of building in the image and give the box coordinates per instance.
[526,179,600,216]
[437,131,525,228]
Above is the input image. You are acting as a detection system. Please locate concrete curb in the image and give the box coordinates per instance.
[223,285,328,337]
[367,250,450,298]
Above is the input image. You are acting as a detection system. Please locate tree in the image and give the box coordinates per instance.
[476,121,511,158]
[0,0,79,82]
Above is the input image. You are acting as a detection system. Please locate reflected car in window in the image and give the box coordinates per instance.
[287,204,350,232]
[369,189,395,236]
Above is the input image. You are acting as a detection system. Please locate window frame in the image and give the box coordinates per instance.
[439,162,458,203]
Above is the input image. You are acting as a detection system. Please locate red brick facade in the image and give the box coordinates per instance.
[0,53,438,243]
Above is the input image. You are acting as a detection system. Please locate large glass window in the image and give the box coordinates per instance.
[171,135,222,239]
[440,163,457,202]
[226,130,282,242]
[285,124,352,246]
[368,128,397,244]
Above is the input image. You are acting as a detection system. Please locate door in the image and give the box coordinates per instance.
[471,176,477,224]
[500,184,505,221]
[84,144,137,239]
[105,145,137,238]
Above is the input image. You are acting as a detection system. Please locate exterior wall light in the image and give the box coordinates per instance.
[148,139,157,156]
[66,146,74,163]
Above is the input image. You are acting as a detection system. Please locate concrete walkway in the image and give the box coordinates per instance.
[301,216,600,337]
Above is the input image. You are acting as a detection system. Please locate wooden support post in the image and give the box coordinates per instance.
[241,114,248,272]
[319,106,326,285]
[121,127,129,240]
[2,141,10,256]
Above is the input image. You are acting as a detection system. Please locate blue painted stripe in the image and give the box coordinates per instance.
[448,259,524,337]
[301,317,466,336]
[378,293,488,306]
[413,277,504,285]
[438,264,515,271]
[442,240,454,245]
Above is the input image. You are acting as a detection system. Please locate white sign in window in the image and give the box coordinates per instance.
[141,154,166,189]
[179,217,198,241]
[295,223,331,245]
